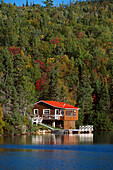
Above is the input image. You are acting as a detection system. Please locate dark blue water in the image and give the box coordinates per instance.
[0,132,113,170]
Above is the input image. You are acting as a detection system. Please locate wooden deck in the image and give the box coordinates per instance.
[31,117,93,134]
[52,125,94,134]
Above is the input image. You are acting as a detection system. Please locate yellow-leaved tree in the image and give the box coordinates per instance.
[57,55,78,105]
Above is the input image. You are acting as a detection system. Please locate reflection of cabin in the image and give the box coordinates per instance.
[32,100,79,129]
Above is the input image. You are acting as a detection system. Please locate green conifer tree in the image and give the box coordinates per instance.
[77,69,93,124]
[48,67,59,100]
[43,0,53,7]
[26,0,29,6]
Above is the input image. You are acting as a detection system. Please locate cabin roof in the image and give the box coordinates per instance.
[36,100,79,110]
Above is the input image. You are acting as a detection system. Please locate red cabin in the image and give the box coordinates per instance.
[32,100,79,129]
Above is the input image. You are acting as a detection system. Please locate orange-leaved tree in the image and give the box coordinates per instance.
[0,104,4,135]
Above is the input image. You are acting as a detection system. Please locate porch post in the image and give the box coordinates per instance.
[52,121,55,128]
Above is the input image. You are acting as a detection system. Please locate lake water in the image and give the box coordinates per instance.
[0,132,113,169]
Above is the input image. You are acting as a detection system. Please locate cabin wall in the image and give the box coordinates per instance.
[33,102,55,116]
[33,102,79,129]
[64,109,78,121]
[76,110,78,120]
[64,120,75,129]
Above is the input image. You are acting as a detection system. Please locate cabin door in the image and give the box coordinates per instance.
[55,109,59,119]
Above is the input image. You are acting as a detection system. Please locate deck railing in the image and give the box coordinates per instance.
[32,116,43,124]
[42,114,61,120]
[31,114,77,123]
[42,114,78,119]
[79,125,93,132]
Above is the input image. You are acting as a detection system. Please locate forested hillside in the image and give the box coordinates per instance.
[0,0,113,134]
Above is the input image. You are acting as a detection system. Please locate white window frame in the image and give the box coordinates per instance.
[55,109,60,119]
[34,109,38,115]
[60,109,64,116]
[43,109,50,115]
[74,110,76,116]
[55,109,59,115]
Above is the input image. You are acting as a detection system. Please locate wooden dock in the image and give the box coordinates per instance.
[52,125,94,134]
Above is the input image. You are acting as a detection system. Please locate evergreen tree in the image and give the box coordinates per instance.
[43,0,53,7]
[26,0,29,6]
[0,48,14,115]
[77,69,94,124]
[108,57,113,121]
[48,67,59,100]
[99,81,110,113]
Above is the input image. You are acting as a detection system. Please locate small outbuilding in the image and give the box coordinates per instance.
[32,100,79,129]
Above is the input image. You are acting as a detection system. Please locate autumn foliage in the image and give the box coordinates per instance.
[0,104,4,134]
[51,37,60,44]
[0,0,113,132]
[9,47,21,55]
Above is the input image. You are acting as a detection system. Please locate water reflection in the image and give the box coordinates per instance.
[79,134,93,143]
[0,133,113,170]
[32,134,93,145]
[1,131,113,145]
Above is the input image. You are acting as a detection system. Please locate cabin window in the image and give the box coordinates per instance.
[43,109,50,115]
[60,109,64,115]
[74,110,76,116]
[66,110,76,116]
[55,109,59,115]
[34,109,38,115]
